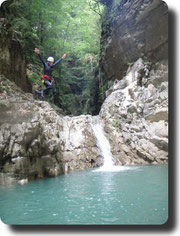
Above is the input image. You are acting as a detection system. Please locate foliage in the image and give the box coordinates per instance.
[0,77,13,95]
[112,119,121,128]
[27,72,40,85]
[0,0,107,115]
[88,0,104,19]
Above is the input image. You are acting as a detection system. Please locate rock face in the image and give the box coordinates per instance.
[0,76,102,184]
[0,30,32,93]
[97,0,168,165]
[0,0,168,185]
[100,58,168,165]
[60,115,103,172]
[0,77,62,184]
[100,0,168,80]
[0,56,168,185]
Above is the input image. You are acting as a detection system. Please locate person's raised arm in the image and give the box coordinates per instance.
[34,48,46,67]
[52,54,67,67]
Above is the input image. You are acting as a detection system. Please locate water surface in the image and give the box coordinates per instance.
[0,118,168,224]
[0,165,168,225]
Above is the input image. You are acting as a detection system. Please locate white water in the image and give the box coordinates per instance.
[91,117,132,172]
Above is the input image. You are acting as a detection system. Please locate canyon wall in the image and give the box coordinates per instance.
[0,28,31,92]
[100,0,168,80]
[0,0,168,185]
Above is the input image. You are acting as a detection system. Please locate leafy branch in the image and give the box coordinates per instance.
[88,0,104,19]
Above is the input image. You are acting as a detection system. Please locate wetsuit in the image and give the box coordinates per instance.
[38,54,63,95]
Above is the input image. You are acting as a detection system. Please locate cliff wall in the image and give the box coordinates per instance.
[0,29,31,92]
[99,0,168,165]
[100,0,168,80]
[0,0,168,185]
[0,76,102,184]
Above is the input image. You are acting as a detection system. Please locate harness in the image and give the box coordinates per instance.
[41,75,54,84]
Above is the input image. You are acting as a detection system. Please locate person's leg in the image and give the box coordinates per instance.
[35,90,42,94]
[43,80,53,96]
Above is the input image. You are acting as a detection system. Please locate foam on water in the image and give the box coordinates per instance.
[93,165,134,172]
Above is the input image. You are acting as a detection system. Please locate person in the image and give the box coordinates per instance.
[34,47,66,97]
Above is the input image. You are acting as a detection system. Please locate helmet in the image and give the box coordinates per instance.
[47,57,54,62]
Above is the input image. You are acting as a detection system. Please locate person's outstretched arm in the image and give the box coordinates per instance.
[34,48,46,67]
[52,54,66,68]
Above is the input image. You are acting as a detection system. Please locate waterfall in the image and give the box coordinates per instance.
[91,122,114,170]
[91,116,130,172]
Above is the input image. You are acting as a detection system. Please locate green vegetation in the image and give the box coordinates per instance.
[0,78,12,95]
[112,119,121,128]
[0,0,107,115]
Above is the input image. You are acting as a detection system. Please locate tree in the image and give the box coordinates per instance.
[0,0,104,115]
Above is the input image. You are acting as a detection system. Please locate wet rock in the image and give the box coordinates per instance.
[99,58,168,165]
[60,115,103,171]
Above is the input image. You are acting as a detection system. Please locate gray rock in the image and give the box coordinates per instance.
[0,0,169,183]
[99,57,168,166]
[99,0,168,79]
[127,104,137,114]
[145,107,168,122]
[150,137,168,152]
